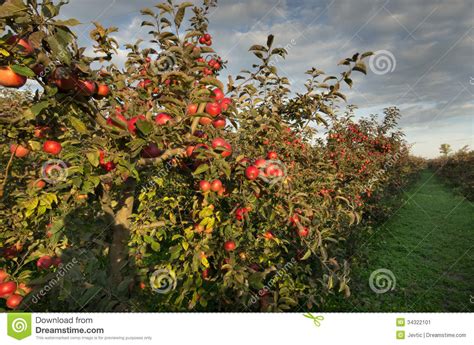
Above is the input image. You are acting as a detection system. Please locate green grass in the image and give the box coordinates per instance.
[325,170,474,312]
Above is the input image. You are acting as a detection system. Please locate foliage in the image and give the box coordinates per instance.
[430,146,474,200]
[0,0,422,311]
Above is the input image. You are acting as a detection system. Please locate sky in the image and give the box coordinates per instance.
[55,0,473,158]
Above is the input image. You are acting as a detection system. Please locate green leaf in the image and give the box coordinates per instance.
[45,36,70,64]
[199,76,224,91]
[30,101,49,116]
[151,241,160,252]
[54,18,81,26]
[201,256,209,268]
[361,51,374,59]
[266,34,274,49]
[140,8,155,17]
[301,249,312,260]
[193,163,209,175]
[10,65,35,77]
[0,48,10,56]
[344,77,353,88]
[86,151,99,167]
[174,5,187,28]
[249,44,266,52]
[22,197,39,210]
[0,0,27,18]
[353,61,367,75]
[182,241,189,251]
[69,116,88,134]
[136,119,153,135]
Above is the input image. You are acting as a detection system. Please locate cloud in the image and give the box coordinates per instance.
[56,0,472,158]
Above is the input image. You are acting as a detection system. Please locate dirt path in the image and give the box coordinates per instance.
[327,170,474,311]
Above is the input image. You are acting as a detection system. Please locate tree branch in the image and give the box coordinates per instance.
[137,147,185,166]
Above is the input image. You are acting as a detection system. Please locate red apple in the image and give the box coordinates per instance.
[297,227,309,237]
[31,180,46,189]
[263,231,274,240]
[0,281,17,298]
[187,103,198,115]
[42,140,62,155]
[141,143,161,158]
[210,179,223,192]
[212,88,224,101]
[102,161,116,172]
[289,214,300,225]
[199,116,212,126]
[37,255,53,269]
[95,84,109,98]
[0,270,8,283]
[212,116,226,129]
[267,151,278,160]
[127,115,146,135]
[138,79,152,88]
[224,240,236,252]
[235,207,249,221]
[51,67,77,91]
[33,126,50,138]
[107,114,128,129]
[220,97,232,111]
[75,80,97,96]
[155,113,172,125]
[7,35,34,55]
[205,102,221,117]
[0,66,27,88]
[10,144,29,158]
[199,180,211,193]
[52,257,62,267]
[245,165,259,180]
[6,294,23,309]
[211,138,232,158]
[186,146,195,157]
[254,158,266,168]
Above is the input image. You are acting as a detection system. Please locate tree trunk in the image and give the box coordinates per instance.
[107,178,136,286]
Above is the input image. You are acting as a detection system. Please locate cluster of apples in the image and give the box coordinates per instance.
[47,67,109,98]
[289,211,309,237]
[196,56,223,76]
[0,34,109,102]
[187,88,231,128]
[0,36,35,88]
[198,33,213,46]
[9,131,63,191]
[0,269,32,309]
[36,255,62,269]
[243,151,285,181]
